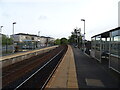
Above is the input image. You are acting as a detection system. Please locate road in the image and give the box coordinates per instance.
[72,46,120,88]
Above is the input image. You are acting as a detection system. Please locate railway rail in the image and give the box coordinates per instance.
[2,45,68,89]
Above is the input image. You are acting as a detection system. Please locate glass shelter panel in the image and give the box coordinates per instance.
[95,35,101,61]
[91,37,95,50]
[91,37,96,58]
[101,38,105,52]
[111,30,119,56]
[106,37,110,53]
[96,36,101,51]
[110,29,120,73]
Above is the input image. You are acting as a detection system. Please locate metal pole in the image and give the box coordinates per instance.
[12,22,16,53]
[76,30,78,48]
[84,20,85,53]
[38,31,40,36]
[0,26,3,33]
[0,26,3,57]
[81,19,85,53]
[38,31,40,48]
[78,28,81,48]
[12,23,14,53]
[6,35,8,53]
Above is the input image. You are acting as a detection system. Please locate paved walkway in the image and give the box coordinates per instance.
[72,46,120,88]
[45,45,78,88]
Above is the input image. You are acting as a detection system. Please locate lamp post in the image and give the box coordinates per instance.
[38,31,40,48]
[81,19,85,53]
[74,28,78,45]
[12,22,16,53]
[0,26,3,33]
[38,31,40,36]
[0,26,3,57]
[77,28,81,48]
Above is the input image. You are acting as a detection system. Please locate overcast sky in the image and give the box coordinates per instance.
[0,0,119,40]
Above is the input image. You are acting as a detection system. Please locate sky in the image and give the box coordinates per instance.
[0,0,119,40]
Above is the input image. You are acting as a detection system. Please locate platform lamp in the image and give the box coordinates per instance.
[36,31,40,48]
[81,19,85,53]
[12,22,16,53]
[0,26,3,33]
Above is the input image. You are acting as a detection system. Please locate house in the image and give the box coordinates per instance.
[11,33,38,49]
[11,33,55,50]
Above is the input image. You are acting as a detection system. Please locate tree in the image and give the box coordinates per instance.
[68,34,76,44]
[2,34,6,46]
[68,28,83,48]
[2,34,13,46]
[60,38,68,45]
[54,39,61,45]
[7,37,13,45]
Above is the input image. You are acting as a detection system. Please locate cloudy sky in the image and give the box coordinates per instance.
[0,0,119,40]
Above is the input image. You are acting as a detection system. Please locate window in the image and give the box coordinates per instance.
[112,30,119,36]
[95,36,101,51]
[31,37,34,40]
[111,35,120,56]
[91,37,95,49]
[26,37,28,39]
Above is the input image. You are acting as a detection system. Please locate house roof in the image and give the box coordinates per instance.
[14,33,54,39]
[15,33,38,37]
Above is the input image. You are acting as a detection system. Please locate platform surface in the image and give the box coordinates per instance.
[72,46,120,88]
[45,45,78,88]
[1,46,58,61]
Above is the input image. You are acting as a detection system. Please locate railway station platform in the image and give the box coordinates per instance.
[1,46,58,68]
[45,45,78,88]
[1,46,58,61]
[46,45,120,89]
[72,47,120,88]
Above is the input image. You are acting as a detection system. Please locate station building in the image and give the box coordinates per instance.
[91,27,120,73]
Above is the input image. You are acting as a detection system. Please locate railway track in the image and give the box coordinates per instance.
[2,45,68,89]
